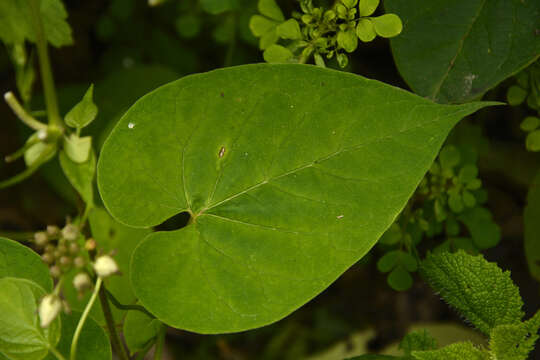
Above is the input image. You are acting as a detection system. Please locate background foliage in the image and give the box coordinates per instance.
[0,0,539,359]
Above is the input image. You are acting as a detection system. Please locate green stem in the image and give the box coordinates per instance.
[71,277,102,360]
[49,346,67,360]
[4,92,48,131]
[105,288,155,318]
[98,284,130,360]
[153,325,166,360]
[28,0,62,129]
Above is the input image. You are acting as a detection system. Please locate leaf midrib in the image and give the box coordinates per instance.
[429,0,487,100]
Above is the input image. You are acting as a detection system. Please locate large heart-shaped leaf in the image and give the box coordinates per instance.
[0,237,52,292]
[386,0,540,103]
[0,277,60,360]
[98,64,491,333]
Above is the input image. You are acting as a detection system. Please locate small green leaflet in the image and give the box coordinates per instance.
[98,64,492,333]
[0,0,72,47]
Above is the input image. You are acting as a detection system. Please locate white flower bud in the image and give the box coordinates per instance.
[34,231,48,246]
[73,272,92,292]
[93,255,119,278]
[61,224,79,241]
[39,294,61,328]
[46,225,60,236]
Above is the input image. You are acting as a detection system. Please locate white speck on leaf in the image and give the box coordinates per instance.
[128,122,135,129]
[463,74,477,97]
[219,146,225,158]
[337,215,344,219]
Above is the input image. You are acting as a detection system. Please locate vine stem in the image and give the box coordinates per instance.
[49,346,67,360]
[4,92,48,131]
[71,277,102,360]
[28,0,63,129]
[98,284,130,360]
[153,325,166,360]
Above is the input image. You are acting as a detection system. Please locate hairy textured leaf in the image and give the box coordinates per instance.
[524,171,540,281]
[399,330,437,354]
[489,312,540,360]
[347,356,402,360]
[0,0,72,47]
[43,312,111,360]
[98,64,491,333]
[412,342,488,360]
[0,278,60,360]
[0,237,52,292]
[386,0,540,103]
[123,309,162,355]
[421,251,523,335]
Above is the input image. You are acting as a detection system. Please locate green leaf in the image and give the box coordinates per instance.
[97,64,492,333]
[338,29,359,53]
[458,207,501,249]
[520,116,540,132]
[263,45,294,63]
[526,130,540,152]
[0,237,53,292]
[63,134,92,164]
[448,193,464,213]
[412,342,488,360]
[439,145,460,169]
[507,86,528,106]
[387,265,413,291]
[359,0,379,17]
[276,19,302,40]
[524,171,540,281]
[0,0,73,47]
[43,312,111,360]
[123,309,162,355]
[175,14,201,39]
[421,251,523,335]
[399,330,437,354]
[489,312,540,360]
[258,0,284,22]
[342,0,358,9]
[387,0,540,103]
[260,29,279,50]
[356,18,376,42]
[371,14,402,38]
[0,277,60,360]
[59,149,95,205]
[458,164,478,183]
[64,84,98,130]
[200,0,237,15]
[249,15,277,37]
[62,207,151,326]
[377,250,400,273]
